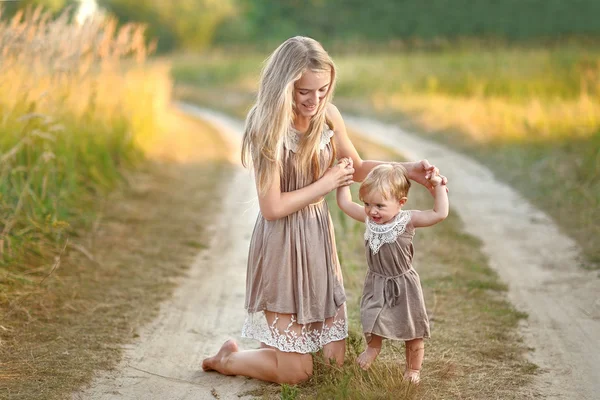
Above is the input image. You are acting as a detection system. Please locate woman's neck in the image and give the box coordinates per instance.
[293,115,311,133]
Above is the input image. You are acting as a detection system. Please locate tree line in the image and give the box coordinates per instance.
[3,0,600,52]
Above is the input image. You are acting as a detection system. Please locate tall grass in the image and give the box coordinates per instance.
[0,8,170,291]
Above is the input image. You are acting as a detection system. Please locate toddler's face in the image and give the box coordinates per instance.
[362,191,404,225]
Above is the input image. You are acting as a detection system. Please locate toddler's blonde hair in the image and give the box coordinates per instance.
[359,164,411,202]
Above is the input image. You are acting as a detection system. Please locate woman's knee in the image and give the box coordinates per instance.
[275,352,313,384]
[322,339,345,366]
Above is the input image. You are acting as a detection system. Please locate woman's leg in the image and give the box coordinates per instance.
[322,339,345,366]
[202,339,313,384]
[357,334,382,370]
[404,338,424,383]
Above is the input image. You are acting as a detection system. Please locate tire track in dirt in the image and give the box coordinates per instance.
[344,115,600,400]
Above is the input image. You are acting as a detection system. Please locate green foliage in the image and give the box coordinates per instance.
[98,0,235,52]
[0,0,78,16]
[5,1,600,52]
[280,384,299,400]
[214,0,600,48]
[0,108,141,270]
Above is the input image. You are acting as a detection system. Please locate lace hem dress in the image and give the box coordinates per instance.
[241,125,348,353]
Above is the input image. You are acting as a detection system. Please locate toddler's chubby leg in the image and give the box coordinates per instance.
[357,334,382,370]
[404,338,424,384]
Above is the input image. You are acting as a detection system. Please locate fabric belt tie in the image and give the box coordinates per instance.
[369,268,414,307]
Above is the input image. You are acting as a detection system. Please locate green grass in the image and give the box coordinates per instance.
[172,45,600,100]
[0,112,142,277]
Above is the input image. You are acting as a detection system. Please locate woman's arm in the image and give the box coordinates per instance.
[336,185,367,222]
[410,177,449,228]
[327,104,446,190]
[257,161,354,221]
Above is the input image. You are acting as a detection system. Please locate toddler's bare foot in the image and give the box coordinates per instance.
[356,346,381,370]
[202,339,239,374]
[404,368,421,385]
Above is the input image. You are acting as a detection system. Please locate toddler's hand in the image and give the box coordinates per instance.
[428,173,443,187]
[338,157,353,169]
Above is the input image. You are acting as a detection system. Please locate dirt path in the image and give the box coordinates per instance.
[344,116,600,400]
[74,106,599,400]
[73,107,261,400]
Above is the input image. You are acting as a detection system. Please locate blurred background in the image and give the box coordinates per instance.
[1,0,599,298]
[1,1,598,398]
[1,0,598,292]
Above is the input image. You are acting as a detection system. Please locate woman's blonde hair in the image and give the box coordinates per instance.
[241,36,337,195]
[359,164,411,202]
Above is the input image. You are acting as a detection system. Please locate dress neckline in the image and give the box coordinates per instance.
[284,125,334,153]
[364,210,411,254]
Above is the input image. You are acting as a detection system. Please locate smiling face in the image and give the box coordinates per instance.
[362,191,406,225]
[293,69,331,119]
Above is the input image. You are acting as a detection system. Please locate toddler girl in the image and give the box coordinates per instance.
[336,161,448,383]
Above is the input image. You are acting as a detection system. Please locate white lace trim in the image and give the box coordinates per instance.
[284,127,334,153]
[364,210,411,254]
[241,308,348,353]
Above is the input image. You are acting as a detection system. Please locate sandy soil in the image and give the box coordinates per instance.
[75,106,600,400]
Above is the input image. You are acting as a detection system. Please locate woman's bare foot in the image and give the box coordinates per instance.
[356,346,381,370]
[202,339,239,374]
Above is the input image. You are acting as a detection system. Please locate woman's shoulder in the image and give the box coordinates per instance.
[325,103,344,130]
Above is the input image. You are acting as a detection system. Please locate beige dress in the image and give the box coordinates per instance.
[361,210,430,343]
[241,125,348,353]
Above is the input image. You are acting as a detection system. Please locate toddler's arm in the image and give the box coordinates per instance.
[410,175,449,228]
[336,185,367,222]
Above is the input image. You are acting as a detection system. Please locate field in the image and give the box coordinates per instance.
[172,44,600,267]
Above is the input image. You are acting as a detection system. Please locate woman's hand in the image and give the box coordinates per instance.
[322,158,355,192]
[406,159,448,194]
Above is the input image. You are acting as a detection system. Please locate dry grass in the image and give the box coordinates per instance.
[1,113,232,399]
[377,93,600,141]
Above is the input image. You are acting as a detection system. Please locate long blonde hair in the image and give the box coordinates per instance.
[241,36,337,195]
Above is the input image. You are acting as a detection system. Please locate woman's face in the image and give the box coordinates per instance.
[293,69,331,119]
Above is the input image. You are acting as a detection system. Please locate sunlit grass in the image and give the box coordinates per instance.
[0,8,167,281]
[172,45,600,141]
